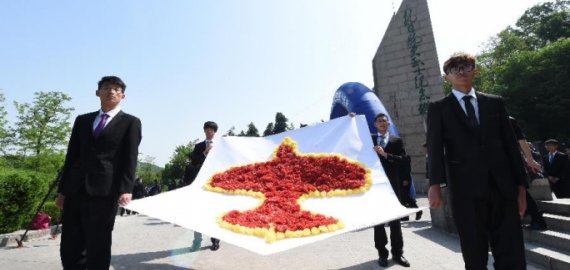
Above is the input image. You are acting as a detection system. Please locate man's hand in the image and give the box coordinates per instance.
[428,184,442,208]
[348,112,356,117]
[517,185,527,220]
[56,194,65,209]
[118,193,132,207]
[527,159,542,174]
[373,145,387,158]
[402,180,410,186]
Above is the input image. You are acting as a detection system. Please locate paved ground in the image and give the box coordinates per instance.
[0,196,543,270]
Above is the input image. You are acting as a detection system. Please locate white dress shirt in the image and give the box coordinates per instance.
[92,107,122,131]
[452,88,479,124]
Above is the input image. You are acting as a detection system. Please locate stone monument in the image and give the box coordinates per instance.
[372,0,445,193]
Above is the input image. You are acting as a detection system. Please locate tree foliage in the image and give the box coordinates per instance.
[476,0,569,142]
[161,140,197,185]
[263,123,274,136]
[495,38,570,140]
[13,91,73,158]
[0,91,11,155]
[273,112,290,134]
[243,122,260,137]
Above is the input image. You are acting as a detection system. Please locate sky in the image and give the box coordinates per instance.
[0,0,546,166]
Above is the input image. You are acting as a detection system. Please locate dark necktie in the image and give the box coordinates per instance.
[378,135,386,148]
[462,96,478,127]
[549,153,554,163]
[93,113,109,138]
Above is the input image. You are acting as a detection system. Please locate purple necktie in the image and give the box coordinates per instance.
[93,113,109,138]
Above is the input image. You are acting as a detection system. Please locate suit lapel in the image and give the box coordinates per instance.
[446,94,472,131]
[476,93,488,140]
[85,112,98,144]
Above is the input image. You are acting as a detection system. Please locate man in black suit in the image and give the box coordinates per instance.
[56,76,142,269]
[427,52,527,269]
[543,139,570,198]
[188,121,221,251]
[372,113,410,268]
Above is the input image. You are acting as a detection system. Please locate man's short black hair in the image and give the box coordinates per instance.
[374,113,388,122]
[98,76,126,92]
[203,121,218,132]
[545,139,559,146]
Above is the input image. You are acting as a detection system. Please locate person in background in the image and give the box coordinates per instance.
[543,139,570,198]
[509,116,547,230]
[131,177,146,215]
[371,113,411,268]
[147,180,161,196]
[189,121,221,251]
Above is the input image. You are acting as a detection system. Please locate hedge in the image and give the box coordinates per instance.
[0,168,52,234]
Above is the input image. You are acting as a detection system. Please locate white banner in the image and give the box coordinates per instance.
[127,115,417,255]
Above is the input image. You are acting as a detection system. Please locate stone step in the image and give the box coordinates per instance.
[524,229,570,253]
[538,199,570,216]
[526,241,570,270]
[544,213,570,233]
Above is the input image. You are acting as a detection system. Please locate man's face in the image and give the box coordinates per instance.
[374,116,389,134]
[204,127,216,140]
[545,144,558,153]
[96,82,125,108]
[444,63,478,89]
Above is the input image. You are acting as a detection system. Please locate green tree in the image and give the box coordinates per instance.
[273,112,290,134]
[13,91,73,157]
[244,122,260,137]
[475,1,570,142]
[161,140,197,185]
[0,90,11,155]
[263,123,274,137]
[478,1,569,94]
[494,38,570,140]
[515,0,570,48]
[138,155,159,184]
[225,126,236,136]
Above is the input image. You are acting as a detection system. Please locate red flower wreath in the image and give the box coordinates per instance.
[205,137,372,242]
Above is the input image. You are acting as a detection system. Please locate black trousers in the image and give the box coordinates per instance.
[525,190,540,222]
[451,185,526,270]
[60,191,118,270]
[374,220,403,258]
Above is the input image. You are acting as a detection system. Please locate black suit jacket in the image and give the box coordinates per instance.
[427,92,527,199]
[59,110,142,197]
[372,134,408,199]
[190,140,208,168]
[543,151,570,181]
[184,140,208,185]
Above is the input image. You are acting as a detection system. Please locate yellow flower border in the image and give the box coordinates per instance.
[204,137,373,243]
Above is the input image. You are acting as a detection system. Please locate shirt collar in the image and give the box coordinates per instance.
[99,107,121,118]
[452,88,477,102]
[377,131,389,138]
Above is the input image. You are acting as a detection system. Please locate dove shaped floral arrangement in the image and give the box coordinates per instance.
[204,137,373,243]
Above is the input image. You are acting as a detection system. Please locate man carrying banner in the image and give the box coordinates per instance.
[188,121,221,251]
[56,76,142,269]
[371,113,410,268]
[427,52,527,269]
